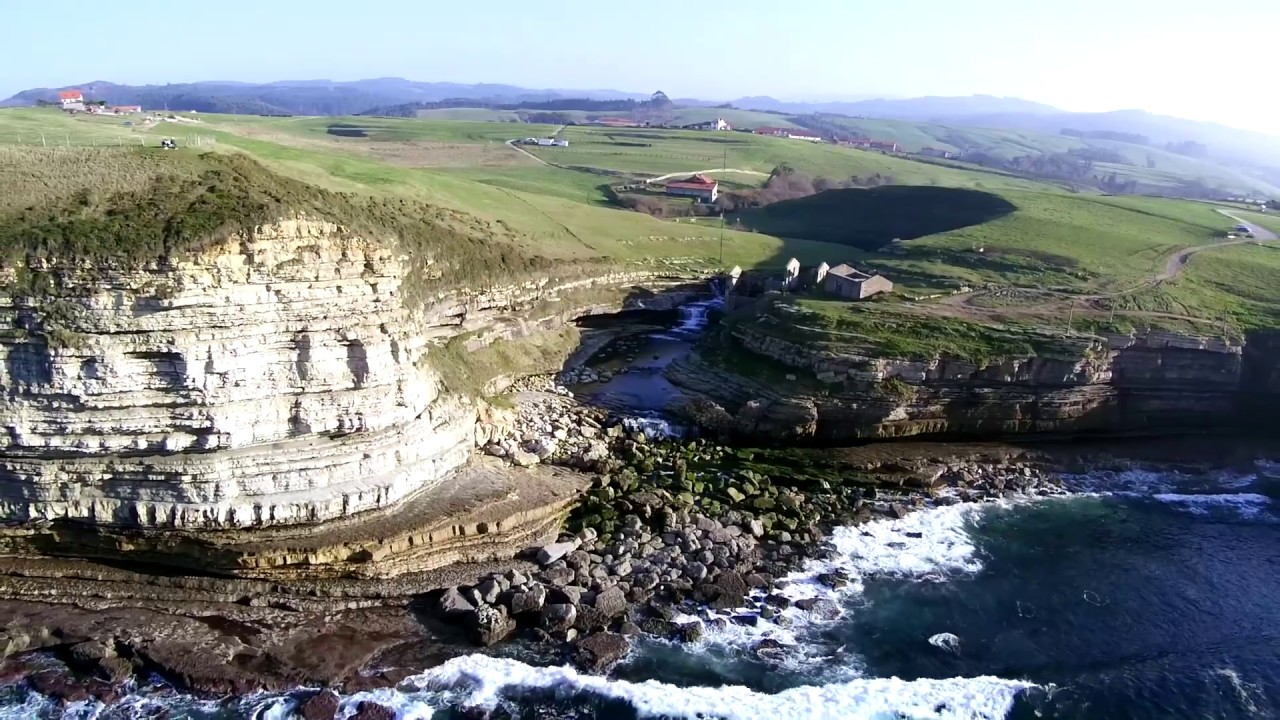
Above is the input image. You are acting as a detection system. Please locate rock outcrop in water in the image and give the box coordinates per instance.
[669,324,1280,443]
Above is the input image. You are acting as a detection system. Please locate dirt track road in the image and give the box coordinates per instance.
[505,139,550,166]
[644,168,768,183]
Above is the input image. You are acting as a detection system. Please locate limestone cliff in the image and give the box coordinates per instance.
[0,217,477,529]
[0,216,682,536]
[669,324,1279,442]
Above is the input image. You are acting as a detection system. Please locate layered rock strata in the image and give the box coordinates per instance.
[0,218,471,530]
[669,325,1280,442]
[0,216,690,581]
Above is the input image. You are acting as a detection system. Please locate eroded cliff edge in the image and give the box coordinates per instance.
[669,309,1280,443]
[0,205,696,580]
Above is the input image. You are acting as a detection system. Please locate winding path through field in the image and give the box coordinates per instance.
[505,138,551,166]
[644,168,769,183]
[1153,209,1279,282]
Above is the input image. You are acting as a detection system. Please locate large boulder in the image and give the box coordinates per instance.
[576,586,627,630]
[437,587,475,617]
[541,603,577,632]
[573,632,631,672]
[794,598,842,621]
[352,702,395,720]
[536,542,578,565]
[673,397,735,437]
[510,449,540,467]
[468,605,517,647]
[297,690,341,720]
[509,584,547,615]
[695,571,748,611]
[735,398,818,442]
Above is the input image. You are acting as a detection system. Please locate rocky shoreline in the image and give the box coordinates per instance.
[422,375,1066,678]
[1,372,1275,717]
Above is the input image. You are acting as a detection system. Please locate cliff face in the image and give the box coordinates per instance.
[0,218,475,529]
[669,325,1273,442]
[0,218,677,534]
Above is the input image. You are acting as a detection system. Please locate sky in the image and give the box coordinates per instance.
[2,0,1277,134]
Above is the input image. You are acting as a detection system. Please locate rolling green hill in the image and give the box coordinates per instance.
[3,105,1276,336]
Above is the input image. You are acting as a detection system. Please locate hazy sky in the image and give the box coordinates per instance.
[3,0,1276,133]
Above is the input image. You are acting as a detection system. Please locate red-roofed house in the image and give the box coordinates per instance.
[664,173,719,203]
[58,90,85,111]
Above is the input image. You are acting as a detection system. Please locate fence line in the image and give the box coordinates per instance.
[0,134,218,148]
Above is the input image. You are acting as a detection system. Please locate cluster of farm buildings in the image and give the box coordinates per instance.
[56,90,142,116]
[731,258,893,300]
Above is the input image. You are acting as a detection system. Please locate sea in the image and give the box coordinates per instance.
[3,463,1277,719]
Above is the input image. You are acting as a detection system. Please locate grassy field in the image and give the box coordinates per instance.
[0,109,858,277]
[4,106,1276,338]
[744,296,1089,364]
[528,125,1048,190]
[1116,242,1280,330]
[814,115,1280,196]
[738,188,1231,296]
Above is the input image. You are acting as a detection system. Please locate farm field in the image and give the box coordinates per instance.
[3,105,1276,338]
[0,108,848,273]
[528,125,1046,190]
[811,114,1280,195]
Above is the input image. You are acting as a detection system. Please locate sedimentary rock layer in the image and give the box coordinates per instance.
[0,216,683,534]
[669,325,1280,442]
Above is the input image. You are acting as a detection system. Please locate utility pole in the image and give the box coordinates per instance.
[1109,301,1116,324]
[1067,299,1076,335]
[719,212,725,265]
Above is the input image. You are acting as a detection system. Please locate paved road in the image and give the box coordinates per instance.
[1216,208,1278,241]
[1156,210,1280,281]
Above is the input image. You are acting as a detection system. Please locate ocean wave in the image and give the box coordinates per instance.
[771,501,986,611]
[661,499,994,677]
[1151,492,1272,517]
[261,653,1034,720]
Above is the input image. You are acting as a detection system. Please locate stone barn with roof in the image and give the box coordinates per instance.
[823,263,893,300]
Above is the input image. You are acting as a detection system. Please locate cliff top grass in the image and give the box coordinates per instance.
[0,147,572,296]
[744,296,1092,364]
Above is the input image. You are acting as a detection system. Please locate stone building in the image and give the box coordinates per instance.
[823,263,893,300]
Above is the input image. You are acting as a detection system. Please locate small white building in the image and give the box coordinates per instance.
[688,118,731,131]
[58,90,84,112]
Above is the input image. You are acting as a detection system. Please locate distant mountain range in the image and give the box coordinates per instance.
[725,94,1064,119]
[4,78,1278,173]
[0,78,650,117]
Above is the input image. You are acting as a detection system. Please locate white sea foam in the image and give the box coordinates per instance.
[775,501,986,610]
[1151,492,1271,517]
[301,653,1034,720]
[929,633,961,654]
